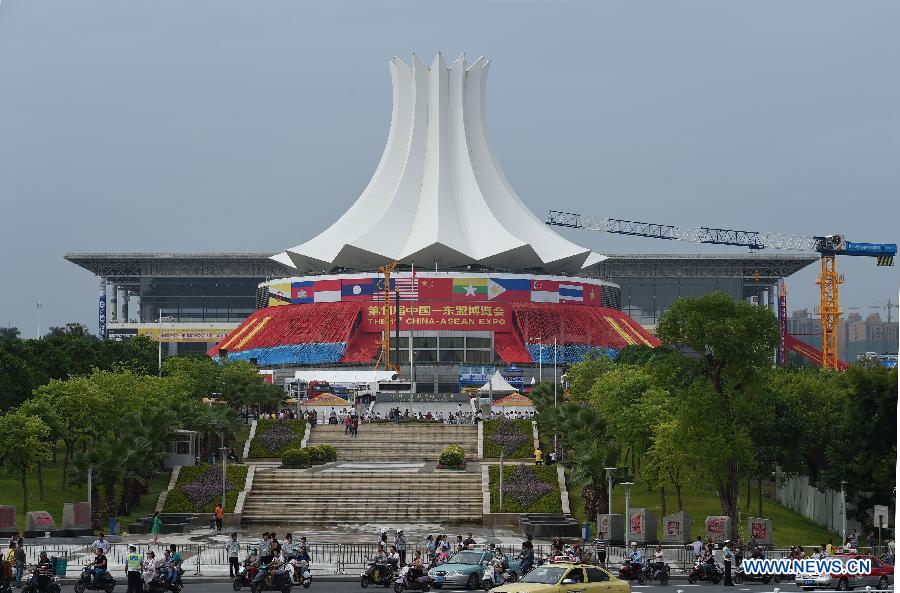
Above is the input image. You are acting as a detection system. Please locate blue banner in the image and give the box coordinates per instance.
[98,294,107,340]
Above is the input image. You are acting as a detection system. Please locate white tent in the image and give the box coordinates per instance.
[477,371,518,396]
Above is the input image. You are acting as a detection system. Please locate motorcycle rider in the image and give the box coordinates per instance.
[519,540,535,575]
[141,551,156,591]
[628,543,643,577]
[282,534,297,561]
[386,546,400,571]
[90,547,108,585]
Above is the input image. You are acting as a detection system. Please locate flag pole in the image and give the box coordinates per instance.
[409,263,416,412]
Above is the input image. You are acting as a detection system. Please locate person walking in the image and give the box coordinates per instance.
[151,512,162,545]
[395,530,407,567]
[125,545,143,593]
[722,539,734,586]
[13,540,25,589]
[227,533,241,579]
[214,502,224,531]
[3,542,14,591]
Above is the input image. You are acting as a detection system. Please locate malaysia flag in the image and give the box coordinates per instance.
[341,278,376,301]
[558,283,584,303]
[312,279,341,302]
[291,281,314,304]
[531,280,560,303]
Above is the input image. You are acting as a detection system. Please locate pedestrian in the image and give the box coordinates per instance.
[13,540,25,588]
[227,533,241,578]
[92,533,112,554]
[462,532,476,549]
[142,551,157,589]
[395,530,407,567]
[534,446,543,465]
[125,545,143,593]
[722,539,734,586]
[151,511,162,544]
[215,501,224,531]
[259,533,273,565]
[343,414,351,435]
[690,536,703,560]
[594,532,607,567]
[3,542,14,591]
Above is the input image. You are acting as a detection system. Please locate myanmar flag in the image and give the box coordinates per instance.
[452,277,488,300]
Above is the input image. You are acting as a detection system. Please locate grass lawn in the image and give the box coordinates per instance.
[0,448,172,532]
[566,473,838,547]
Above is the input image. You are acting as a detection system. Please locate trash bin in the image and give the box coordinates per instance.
[582,522,591,544]
[50,557,67,577]
[108,517,118,536]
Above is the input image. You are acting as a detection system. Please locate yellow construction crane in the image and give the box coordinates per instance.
[376,262,400,373]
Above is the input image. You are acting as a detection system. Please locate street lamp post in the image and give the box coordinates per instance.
[157,314,174,376]
[220,435,227,514]
[840,480,847,544]
[622,481,634,547]
[604,467,617,515]
[553,337,558,454]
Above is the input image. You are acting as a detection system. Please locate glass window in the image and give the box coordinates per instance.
[563,568,584,583]
[395,337,409,350]
[413,337,437,349]
[440,336,464,349]
[465,350,494,364]
[520,567,566,584]
[413,350,436,363]
[439,350,463,363]
[466,337,492,349]
[586,568,609,582]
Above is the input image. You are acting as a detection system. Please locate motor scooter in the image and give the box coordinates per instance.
[687,560,724,584]
[233,561,259,591]
[288,559,311,589]
[642,562,670,585]
[74,564,117,593]
[360,557,396,588]
[617,560,647,585]
[392,565,431,593]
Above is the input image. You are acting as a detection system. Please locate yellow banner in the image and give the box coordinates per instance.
[138,327,233,343]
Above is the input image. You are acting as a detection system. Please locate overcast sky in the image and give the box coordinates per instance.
[0,0,897,335]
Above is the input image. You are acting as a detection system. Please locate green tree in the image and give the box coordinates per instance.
[569,438,619,524]
[642,419,692,513]
[656,292,779,538]
[0,412,52,512]
[162,356,222,398]
[16,397,63,499]
[0,327,20,340]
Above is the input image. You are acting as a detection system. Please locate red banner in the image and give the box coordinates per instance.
[750,521,768,540]
[630,513,643,535]
[361,302,511,332]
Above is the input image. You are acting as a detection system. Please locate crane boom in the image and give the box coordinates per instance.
[547,210,817,251]
[548,209,896,370]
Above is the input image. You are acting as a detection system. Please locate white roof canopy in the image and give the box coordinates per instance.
[477,371,518,395]
[274,54,605,274]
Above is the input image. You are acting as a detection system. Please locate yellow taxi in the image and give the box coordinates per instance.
[491,563,631,593]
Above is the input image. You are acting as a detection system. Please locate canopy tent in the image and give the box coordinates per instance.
[304,393,352,407]
[477,371,518,396]
[492,393,533,407]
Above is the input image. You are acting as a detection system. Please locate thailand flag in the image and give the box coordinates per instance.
[341,278,376,301]
[531,280,560,303]
[291,281,314,304]
[312,279,342,302]
[558,283,584,303]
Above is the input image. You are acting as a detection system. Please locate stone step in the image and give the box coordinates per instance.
[241,514,481,522]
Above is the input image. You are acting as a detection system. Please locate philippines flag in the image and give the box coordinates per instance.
[312,279,342,303]
[558,283,584,303]
[531,280,560,303]
[291,281,314,304]
[487,278,531,302]
[341,278,376,301]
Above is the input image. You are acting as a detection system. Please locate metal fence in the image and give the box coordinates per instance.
[18,542,894,577]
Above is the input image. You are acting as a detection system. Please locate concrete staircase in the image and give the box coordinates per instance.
[241,423,483,525]
[307,423,478,462]
[241,469,483,524]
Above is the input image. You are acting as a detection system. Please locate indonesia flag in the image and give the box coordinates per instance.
[558,283,584,303]
[531,280,559,303]
[312,279,341,302]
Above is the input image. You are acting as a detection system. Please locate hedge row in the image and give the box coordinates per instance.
[437,444,466,468]
[483,418,535,458]
[162,464,249,514]
[248,418,307,458]
[281,444,338,468]
[488,464,562,513]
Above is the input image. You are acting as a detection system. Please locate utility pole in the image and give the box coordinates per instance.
[553,337,558,454]
[220,434,227,513]
[499,450,504,509]
[840,480,847,544]
[622,481,634,547]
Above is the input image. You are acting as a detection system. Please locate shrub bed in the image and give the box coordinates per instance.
[488,464,561,513]
[162,464,248,513]
[437,444,466,469]
[248,419,306,458]
[280,445,337,468]
[483,418,534,458]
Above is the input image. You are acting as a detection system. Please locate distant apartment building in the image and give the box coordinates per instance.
[788,309,899,363]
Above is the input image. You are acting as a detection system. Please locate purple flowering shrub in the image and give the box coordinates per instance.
[489,419,529,456]
[259,420,295,452]
[502,465,552,507]
[181,466,236,508]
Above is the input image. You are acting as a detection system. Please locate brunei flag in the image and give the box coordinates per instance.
[452,277,488,301]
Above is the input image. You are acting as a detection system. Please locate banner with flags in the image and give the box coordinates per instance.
[341,278,376,301]
[418,277,453,301]
[373,277,419,301]
[531,279,560,303]
[453,277,488,301]
[487,277,531,301]
[558,283,584,303]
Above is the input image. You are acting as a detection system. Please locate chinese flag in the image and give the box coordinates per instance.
[584,284,601,306]
[417,277,453,301]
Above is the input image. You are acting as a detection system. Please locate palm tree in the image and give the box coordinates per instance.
[569,438,619,521]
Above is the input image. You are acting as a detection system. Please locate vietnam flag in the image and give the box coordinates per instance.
[417,277,453,301]
[583,283,601,306]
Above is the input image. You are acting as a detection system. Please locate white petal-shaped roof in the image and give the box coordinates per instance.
[275,53,606,273]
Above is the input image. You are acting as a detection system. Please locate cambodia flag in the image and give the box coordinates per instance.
[341,278,376,301]
[531,279,560,303]
[313,279,342,302]
[291,281,314,304]
[417,277,453,301]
